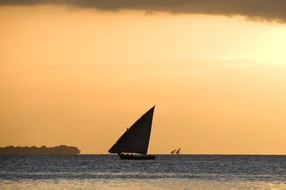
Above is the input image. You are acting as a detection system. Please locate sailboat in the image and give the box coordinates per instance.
[170,149,177,155]
[175,148,181,155]
[108,106,156,160]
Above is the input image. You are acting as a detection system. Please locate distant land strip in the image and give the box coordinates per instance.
[0,145,80,155]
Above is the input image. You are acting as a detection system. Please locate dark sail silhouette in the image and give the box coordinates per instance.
[109,106,156,160]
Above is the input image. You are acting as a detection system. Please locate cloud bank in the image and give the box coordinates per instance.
[1,0,286,23]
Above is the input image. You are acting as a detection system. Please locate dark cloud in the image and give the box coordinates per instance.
[1,0,286,23]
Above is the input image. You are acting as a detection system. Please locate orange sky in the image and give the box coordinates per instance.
[1,5,286,154]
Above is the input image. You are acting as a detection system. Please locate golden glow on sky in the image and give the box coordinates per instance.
[1,6,286,154]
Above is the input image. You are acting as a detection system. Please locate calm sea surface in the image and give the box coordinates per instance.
[0,155,286,189]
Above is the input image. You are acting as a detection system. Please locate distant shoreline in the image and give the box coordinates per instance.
[0,145,80,155]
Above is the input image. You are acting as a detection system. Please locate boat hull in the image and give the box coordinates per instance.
[118,153,155,160]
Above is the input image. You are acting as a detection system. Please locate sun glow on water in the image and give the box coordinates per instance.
[1,155,286,189]
[1,178,286,190]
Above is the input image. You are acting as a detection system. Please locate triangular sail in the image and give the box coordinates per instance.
[108,106,155,155]
[170,149,177,154]
[175,148,181,155]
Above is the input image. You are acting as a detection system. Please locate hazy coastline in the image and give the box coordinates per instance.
[0,145,80,155]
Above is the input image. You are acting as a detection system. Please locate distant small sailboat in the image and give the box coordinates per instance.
[170,149,177,155]
[175,148,181,155]
[108,106,156,160]
[170,148,181,155]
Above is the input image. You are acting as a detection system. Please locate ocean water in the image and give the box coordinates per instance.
[0,155,286,189]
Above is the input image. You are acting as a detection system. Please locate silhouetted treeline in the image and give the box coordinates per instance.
[0,145,80,155]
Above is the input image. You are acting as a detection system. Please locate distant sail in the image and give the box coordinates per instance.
[108,106,155,155]
[175,148,181,155]
[170,149,177,154]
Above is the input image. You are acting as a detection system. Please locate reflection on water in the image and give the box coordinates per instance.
[0,155,286,189]
[1,179,286,190]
